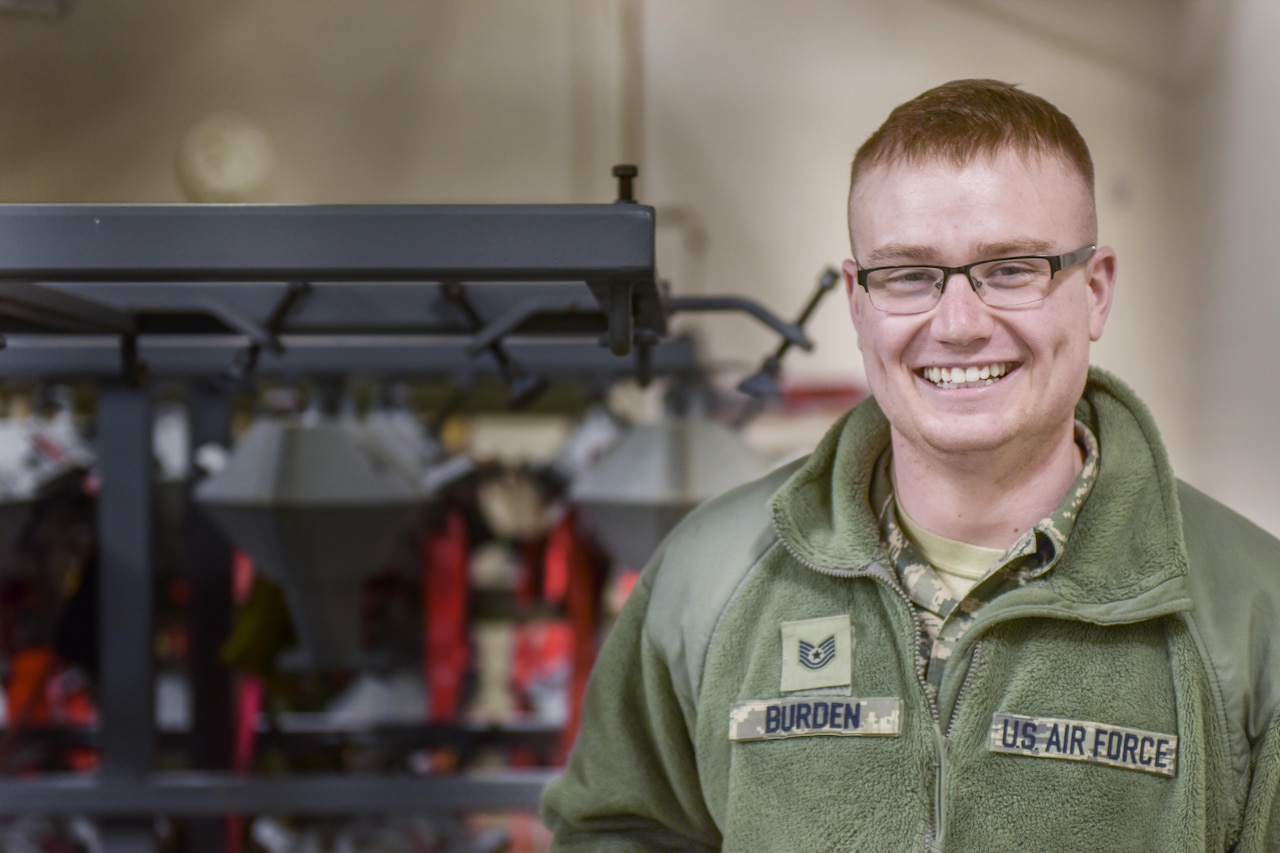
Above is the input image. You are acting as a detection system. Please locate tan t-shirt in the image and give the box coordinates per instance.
[895,504,1007,599]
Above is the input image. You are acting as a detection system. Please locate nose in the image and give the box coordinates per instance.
[930,271,993,346]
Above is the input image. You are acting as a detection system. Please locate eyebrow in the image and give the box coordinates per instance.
[859,238,1059,267]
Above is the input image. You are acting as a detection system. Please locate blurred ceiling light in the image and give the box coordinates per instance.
[175,112,274,203]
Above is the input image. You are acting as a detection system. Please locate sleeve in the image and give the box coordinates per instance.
[540,573,721,851]
[1237,712,1280,851]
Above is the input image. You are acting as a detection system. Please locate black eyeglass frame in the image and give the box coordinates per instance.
[854,244,1097,312]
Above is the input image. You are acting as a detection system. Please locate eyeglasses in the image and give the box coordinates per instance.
[855,244,1096,315]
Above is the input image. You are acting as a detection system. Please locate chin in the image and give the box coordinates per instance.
[912,415,1016,456]
[922,433,1009,456]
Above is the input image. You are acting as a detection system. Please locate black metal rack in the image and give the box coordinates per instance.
[0,202,681,853]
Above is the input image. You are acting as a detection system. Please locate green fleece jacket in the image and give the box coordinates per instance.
[541,369,1280,851]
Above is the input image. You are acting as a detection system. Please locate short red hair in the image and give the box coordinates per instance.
[850,79,1094,200]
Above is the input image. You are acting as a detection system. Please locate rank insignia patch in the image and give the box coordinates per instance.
[798,636,837,670]
[780,615,853,693]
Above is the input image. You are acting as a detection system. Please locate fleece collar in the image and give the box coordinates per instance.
[769,366,1192,616]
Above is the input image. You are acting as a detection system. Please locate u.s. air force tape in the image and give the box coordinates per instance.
[989,713,1177,777]
[729,697,901,741]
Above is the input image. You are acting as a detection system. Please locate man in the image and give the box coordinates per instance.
[541,79,1280,851]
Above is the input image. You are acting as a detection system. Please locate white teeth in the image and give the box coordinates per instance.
[921,362,1013,389]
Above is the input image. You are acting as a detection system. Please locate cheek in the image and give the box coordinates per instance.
[848,288,866,330]
[854,323,886,366]
[1020,297,1091,359]
[855,325,872,358]
[850,301,874,357]
[858,316,913,362]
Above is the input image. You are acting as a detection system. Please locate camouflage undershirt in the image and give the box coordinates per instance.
[871,420,1100,705]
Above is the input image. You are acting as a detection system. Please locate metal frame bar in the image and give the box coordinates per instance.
[183,382,235,853]
[0,334,698,379]
[0,280,134,333]
[96,383,156,776]
[0,771,553,816]
[51,281,608,334]
[0,205,666,356]
[95,382,157,853]
[668,295,810,349]
[0,205,655,282]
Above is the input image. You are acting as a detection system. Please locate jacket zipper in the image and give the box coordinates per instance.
[923,642,985,853]
[946,642,983,738]
[770,515,944,851]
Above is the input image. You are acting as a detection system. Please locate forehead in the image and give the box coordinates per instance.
[849,149,1092,261]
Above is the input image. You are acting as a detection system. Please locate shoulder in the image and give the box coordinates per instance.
[1178,480,1280,601]
[1177,480,1280,742]
[640,458,802,703]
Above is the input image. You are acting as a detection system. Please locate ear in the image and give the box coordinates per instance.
[842,258,864,327]
[1083,245,1117,342]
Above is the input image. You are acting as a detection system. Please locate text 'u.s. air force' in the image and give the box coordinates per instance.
[728,697,901,741]
[989,712,1177,777]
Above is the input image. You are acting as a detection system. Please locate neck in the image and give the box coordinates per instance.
[891,422,1083,550]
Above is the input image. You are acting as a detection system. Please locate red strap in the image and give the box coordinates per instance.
[423,511,470,723]
[229,548,260,853]
[5,646,57,729]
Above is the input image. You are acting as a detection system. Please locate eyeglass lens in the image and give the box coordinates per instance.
[865,257,1055,314]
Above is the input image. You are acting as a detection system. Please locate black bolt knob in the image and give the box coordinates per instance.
[613,164,638,202]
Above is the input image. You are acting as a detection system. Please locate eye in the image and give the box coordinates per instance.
[974,259,1046,289]
[872,267,940,293]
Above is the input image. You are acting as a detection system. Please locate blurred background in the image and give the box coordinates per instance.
[0,1,1274,850]
[0,0,1270,530]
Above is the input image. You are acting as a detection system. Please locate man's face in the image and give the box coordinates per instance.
[844,148,1116,463]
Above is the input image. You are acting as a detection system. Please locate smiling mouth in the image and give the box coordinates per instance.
[920,362,1016,390]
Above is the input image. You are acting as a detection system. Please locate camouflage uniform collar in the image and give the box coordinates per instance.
[999,420,1100,578]
[874,419,1100,616]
